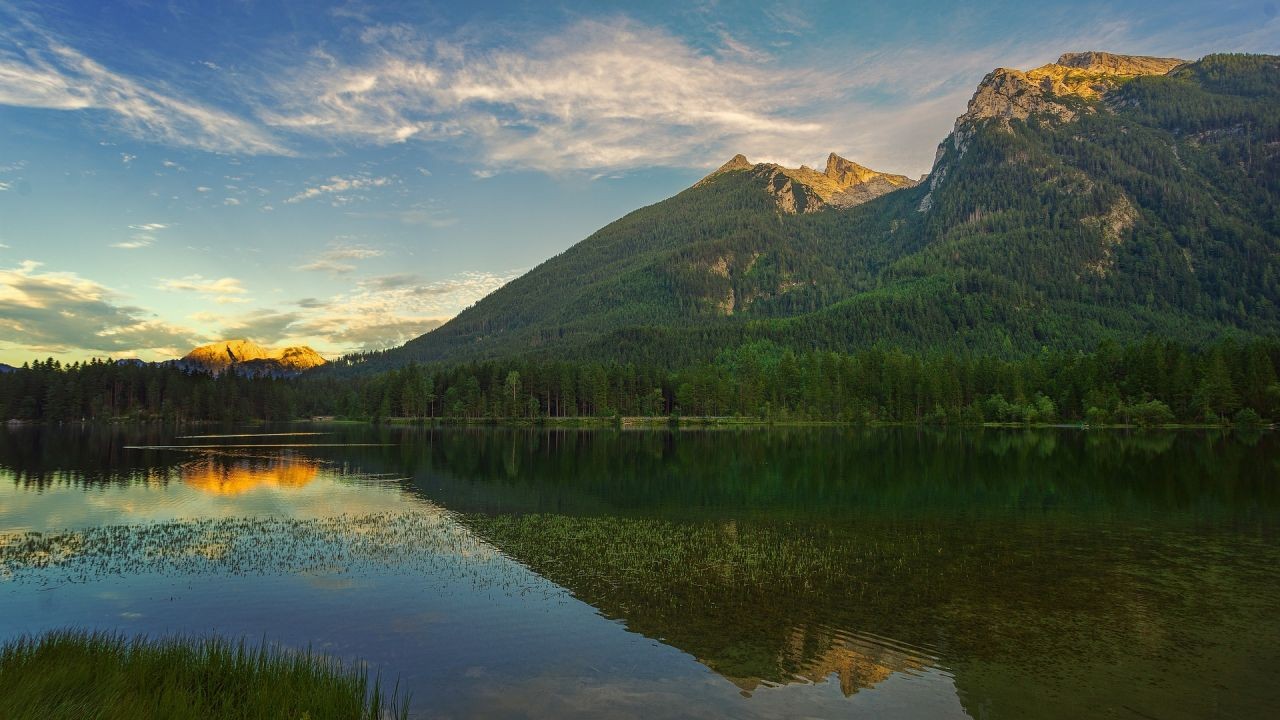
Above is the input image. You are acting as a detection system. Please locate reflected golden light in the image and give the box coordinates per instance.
[724,627,930,696]
[181,456,320,495]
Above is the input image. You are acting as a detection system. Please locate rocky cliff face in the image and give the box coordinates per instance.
[701,152,917,214]
[180,339,326,375]
[950,51,1186,144]
[920,51,1187,213]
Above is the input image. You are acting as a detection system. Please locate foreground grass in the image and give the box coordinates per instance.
[0,630,408,720]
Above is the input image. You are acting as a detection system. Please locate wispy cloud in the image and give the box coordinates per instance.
[112,221,169,250]
[244,269,519,352]
[0,8,288,155]
[204,309,304,345]
[258,18,836,172]
[285,175,391,204]
[297,270,516,351]
[158,274,249,304]
[111,237,153,250]
[296,241,384,275]
[0,260,202,357]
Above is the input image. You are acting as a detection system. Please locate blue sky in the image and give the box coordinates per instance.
[0,0,1276,364]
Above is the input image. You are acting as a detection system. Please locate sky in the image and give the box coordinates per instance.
[0,0,1276,365]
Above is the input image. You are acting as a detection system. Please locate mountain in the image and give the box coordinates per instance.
[180,340,327,376]
[336,52,1280,374]
[0,363,14,374]
[697,152,918,213]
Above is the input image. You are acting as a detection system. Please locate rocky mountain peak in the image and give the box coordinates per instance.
[700,152,917,214]
[920,51,1189,214]
[180,339,326,375]
[955,51,1188,132]
[717,154,754,173]
[824,153,877,186]
[1056,51,1185,76]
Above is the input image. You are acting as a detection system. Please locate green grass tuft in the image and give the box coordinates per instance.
[0,629,408,720]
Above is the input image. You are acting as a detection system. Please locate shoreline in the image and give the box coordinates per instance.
[3,416,1274,432]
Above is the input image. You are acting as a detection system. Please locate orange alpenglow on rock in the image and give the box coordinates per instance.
[697,152,918,214]
[180,339,327,374]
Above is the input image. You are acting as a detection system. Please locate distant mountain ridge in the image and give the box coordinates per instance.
[320,51,1280,374]
[697,152,918,213]
[180,340,326,376]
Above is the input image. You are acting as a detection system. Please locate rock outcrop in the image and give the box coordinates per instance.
[180,339,326,376]
[920,51,1187,213]
[701,152,917,214]
[952,51,1187,141]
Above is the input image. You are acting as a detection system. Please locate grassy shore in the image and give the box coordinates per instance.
[0,630,407,720]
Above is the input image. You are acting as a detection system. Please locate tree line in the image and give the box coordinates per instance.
[2,337,1277,426]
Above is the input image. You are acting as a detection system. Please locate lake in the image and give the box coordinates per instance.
[1,425,1277,719]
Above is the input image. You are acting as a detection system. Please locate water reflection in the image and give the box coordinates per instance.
[180,454,320,495]
[731,627,934,697]
[0,425,1277,719]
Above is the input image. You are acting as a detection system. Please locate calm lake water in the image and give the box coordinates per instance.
[1,425,1277,719]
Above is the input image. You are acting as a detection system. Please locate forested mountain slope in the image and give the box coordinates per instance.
[331,52,1280,375]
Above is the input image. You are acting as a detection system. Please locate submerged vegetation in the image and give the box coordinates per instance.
[0,512,526,587]
[0,630,407,720]
[459,511,1280,717]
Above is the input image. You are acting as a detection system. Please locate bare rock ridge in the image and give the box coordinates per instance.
[953,50,1187,138]
[181,339,326,374]
[701,152,918,214]
[919,50,1188,213]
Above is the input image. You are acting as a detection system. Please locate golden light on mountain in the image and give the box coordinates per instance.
[697,152,918,214]
[180,339,327,374]
[181,457,320,495]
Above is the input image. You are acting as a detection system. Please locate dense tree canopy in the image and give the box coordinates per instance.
[3,338,1278,426]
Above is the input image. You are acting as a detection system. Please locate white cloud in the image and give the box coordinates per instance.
[0,181,10,191]
[112,222,169,250]
[258,19,837,173]
[158,274,249,304]
[120,153,135,165]
[0,260,202,357]
[290,270,517,351]
[223,197,240,206]
[0,10,288,155]
[297,242,384,275]
[216,269,518,353]
[285,175,391,204]
[111,236,153,250]
[196,186,211,192]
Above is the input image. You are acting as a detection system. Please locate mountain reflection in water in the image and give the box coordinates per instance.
[180,455,320,495]
[0,425,1277,720]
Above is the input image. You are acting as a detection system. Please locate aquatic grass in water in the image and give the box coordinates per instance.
[458,512,1280,707]
[0,512,557,603]
[0,629,407,720]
